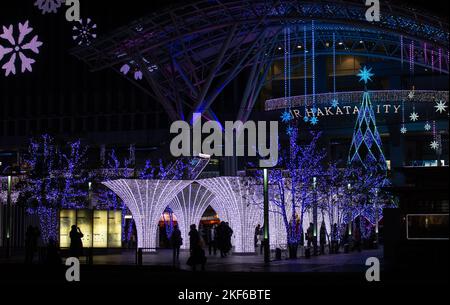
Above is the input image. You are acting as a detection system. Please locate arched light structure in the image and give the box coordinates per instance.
[104,177,340,253]
[103,179,192,251]
[168,183,219,249]
[197,177,263,253]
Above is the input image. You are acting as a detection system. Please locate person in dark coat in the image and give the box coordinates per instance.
[254,224,261,250]
[25,225,39,264]
[224,222,233,255]
[217,222,233,257]
[45,237,61,265]
[331,223,339,253]
[171,225,183,264]
[69,225,84,258]
[319,221,327,255]
[207,224,217,256]
[187,224,206,271]
[306,223,314,247]
[353,221,362,252]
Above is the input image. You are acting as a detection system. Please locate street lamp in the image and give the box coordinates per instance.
[312,177,318,255]
[347,183,352,236]
[2,175,12,258]
[263,168,270,264]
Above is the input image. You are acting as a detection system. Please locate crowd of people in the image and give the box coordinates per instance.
[253,219,377,258]
[170,221,234,271]
[24,224,84,265]
[22,218,376,270]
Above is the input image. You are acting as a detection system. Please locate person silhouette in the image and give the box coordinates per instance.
[25,225,39,264]
[69,225,84,258]
[187,224,206,271]
[171,225,183,264]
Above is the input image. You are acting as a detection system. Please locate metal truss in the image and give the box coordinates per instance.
[71,0,449,122]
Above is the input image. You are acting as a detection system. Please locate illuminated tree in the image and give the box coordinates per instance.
[20,135,89,244]
[248,129,326,257]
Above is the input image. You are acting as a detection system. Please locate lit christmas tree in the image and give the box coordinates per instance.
[349,67,387,170]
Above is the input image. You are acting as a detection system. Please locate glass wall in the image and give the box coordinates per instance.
[59,209,122,248]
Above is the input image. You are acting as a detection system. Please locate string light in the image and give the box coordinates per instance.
[303,24,308,123]
[311,20,318,125]
[431,50,435,72]
[103,179,192,251]
[265,90,449,111]
[424,42,427,65]
[168,184,217,249]
[400,35,404,68]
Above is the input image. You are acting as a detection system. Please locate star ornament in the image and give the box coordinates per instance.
[435,100,448,114]
[280,110,293,123]
[408,90,415,100]
[286,126,296,136]
[331,99,339,108]
[357,66,374,84]
[409,112,419,122]
[424,122,431,131]
[310,116,319,125]
[430,141,439,150]
[400,126,407,134]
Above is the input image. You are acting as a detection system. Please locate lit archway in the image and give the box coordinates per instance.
[103,179,192,251]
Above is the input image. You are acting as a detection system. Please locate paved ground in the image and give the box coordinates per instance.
[1,247,383,273]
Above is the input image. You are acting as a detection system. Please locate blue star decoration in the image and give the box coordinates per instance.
[331,99,339,108]
[357,66,374,84]
[280,110,293,123]
[286,126,295,136]
[311,107,318,115]
[310,116,319,125]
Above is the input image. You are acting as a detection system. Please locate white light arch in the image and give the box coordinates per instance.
[103,179,192,251]
[168,183,216,249]
[197,177,263,253]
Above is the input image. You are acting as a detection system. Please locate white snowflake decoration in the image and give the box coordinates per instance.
[408,90,415,100]
[430,141,439,150]
[400,126,407,134]
[0,21,43,76]
[34,0,65,14]
[424,122,431,131]
[72,18,97,46]
[120,59,158,80]
[435,100,448,114]
[409,112,419,122]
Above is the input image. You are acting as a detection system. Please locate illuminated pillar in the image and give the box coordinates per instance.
[104,179,192,252]
[197,177,262,253]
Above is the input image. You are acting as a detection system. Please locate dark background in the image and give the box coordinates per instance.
[0,0,448,129]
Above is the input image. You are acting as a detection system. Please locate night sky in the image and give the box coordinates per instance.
[0,0,448,123]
